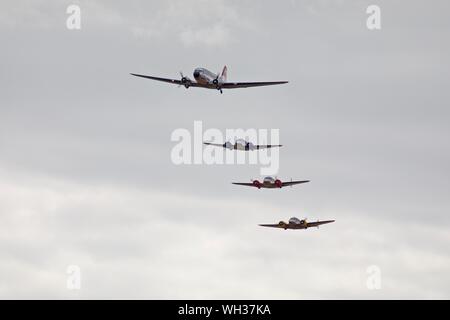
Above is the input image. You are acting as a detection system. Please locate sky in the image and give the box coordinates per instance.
[0,0,449,299]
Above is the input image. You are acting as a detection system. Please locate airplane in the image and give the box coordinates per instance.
[204,139,282,151]
[130,66,288,94]
[232,176,310,189]
[259,217,335,230]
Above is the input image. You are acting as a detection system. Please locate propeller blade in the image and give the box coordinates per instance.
[177,71,184,88]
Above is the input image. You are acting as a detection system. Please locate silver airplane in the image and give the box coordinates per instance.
[204,139,282,151]
[130,66,288,94]
[232,176,310,189]
[259,217,335,230]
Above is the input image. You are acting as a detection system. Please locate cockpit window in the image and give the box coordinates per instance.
[289,217,301,224]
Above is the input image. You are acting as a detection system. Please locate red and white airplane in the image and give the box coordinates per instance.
[259,217,335,230]
[232,176,310,189]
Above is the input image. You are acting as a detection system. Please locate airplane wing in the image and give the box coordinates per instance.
[258,224,285,228]
[281,180,310,187]
[221,81,288,89]
[130,73,202,87]
[203,142,224,147]
[256,144,282,149]
[232,182,256,187]
[306,220,335,228]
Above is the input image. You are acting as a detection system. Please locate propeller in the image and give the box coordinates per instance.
[178,71,190,88]
[212,73,219,85]
[212,72,223,94]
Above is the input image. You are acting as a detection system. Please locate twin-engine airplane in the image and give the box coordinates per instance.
[130,66,288,94]
[204,139,282,151]
[232,176,310,189]
[259,217,335,230]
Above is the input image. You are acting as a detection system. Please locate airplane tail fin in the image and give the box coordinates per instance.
[221,65,227,82]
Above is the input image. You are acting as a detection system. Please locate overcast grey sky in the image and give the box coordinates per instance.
[0,0,449,299]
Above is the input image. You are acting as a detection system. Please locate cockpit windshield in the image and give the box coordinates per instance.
[289,217,301,224]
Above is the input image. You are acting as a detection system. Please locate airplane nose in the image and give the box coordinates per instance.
[193,71,200,78]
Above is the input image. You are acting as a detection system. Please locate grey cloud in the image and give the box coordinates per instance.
[0,0,449,299]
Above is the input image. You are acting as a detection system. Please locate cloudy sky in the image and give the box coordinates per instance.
[1,0,449,299]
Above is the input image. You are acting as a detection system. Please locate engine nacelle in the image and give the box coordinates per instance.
[275,179,282,188]
[252,180,261,189]
[224,141,233,150]
[212,77,224,92]
[278,221,288,229]
[245,142,256,151]
[300,219,307,228]
[181,76,191,88]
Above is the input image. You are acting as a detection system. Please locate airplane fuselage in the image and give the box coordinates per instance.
[283,224,308,230]
[279,218,308,230]
[193,67,223,88]
[233,139,253,151]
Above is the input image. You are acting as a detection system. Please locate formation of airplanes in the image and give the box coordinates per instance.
[131,66,288,94]
[131,66,334,232]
